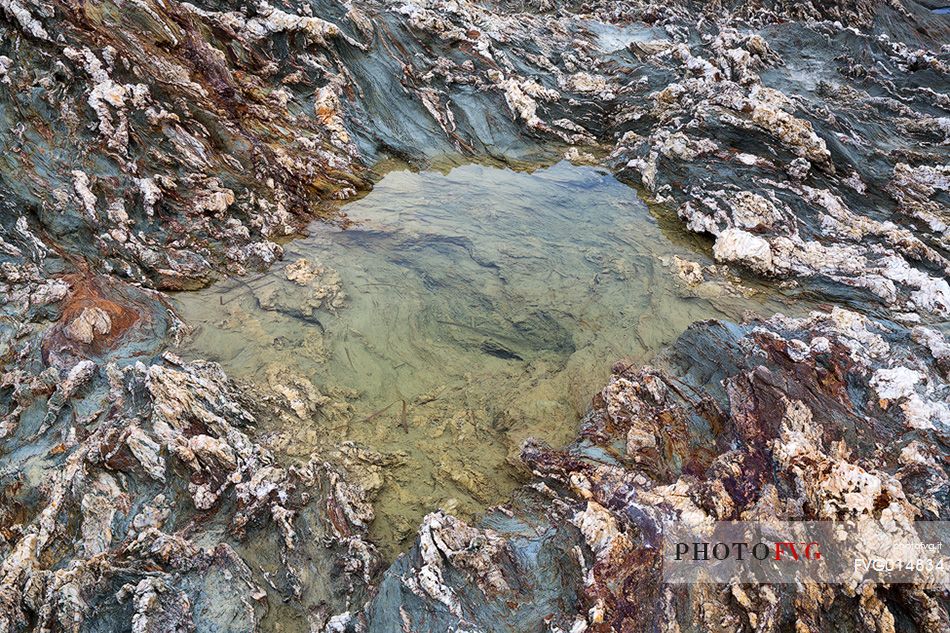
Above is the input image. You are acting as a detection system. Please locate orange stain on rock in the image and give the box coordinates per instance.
[46,274,142,356]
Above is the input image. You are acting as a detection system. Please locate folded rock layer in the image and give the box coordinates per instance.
[0,0,946,631]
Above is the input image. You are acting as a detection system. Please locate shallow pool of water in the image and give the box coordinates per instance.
[174,161,802,555]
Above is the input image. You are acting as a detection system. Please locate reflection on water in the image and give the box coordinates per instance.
[174,161,801,556]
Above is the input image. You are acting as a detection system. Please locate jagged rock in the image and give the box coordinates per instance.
[0,1,948,632]
[63,307,112,344]
[368,310,948,630]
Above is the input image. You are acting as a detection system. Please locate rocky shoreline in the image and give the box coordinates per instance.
[0,1,947,631]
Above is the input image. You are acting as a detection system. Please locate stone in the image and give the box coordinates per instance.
[63,307,112,344]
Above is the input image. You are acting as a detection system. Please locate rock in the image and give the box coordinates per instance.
[63,307,112,344]
[363,306,950,629]
[1,0,949,631]
[120,577,193,633]
[786,157,811,181]
[670,255,705,286]
[712,228,774,273]
[126,425,167,482]
[285,258,319,285]
[80,472,123,556]
[871,366,923,402]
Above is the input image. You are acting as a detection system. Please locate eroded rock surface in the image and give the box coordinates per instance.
[368,310,949,631]
[0,0,947,631]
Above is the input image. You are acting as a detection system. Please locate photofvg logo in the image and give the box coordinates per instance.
[662,520,949,585]
[674,539,822,563]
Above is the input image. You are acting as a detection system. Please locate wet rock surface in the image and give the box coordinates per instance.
[370,309,950,631]
[0,0,946,631]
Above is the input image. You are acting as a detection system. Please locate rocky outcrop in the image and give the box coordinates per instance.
[368,309,949,631]
[0,0,947,631]
[0,350,381,632]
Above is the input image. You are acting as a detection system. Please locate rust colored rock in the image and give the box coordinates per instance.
[46,275,141,357]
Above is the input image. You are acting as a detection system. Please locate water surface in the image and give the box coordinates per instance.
[174,161,801,555]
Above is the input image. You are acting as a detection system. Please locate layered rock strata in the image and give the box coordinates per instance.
[0,0,947,631]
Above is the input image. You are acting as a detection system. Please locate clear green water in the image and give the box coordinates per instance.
[173,161,802,556]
